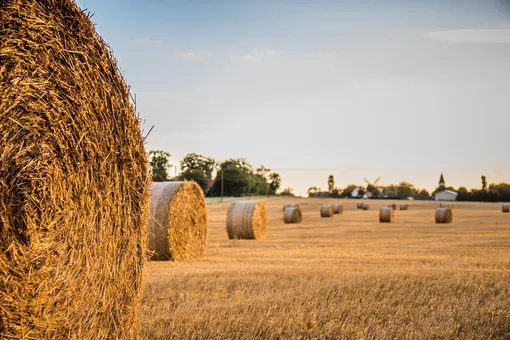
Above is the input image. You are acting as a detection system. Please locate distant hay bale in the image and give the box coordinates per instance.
[357,202,363,209]
[283,207,302,224]
[148,181,208,261]
[361,202,370,210]
[0,1,149,338]
[320,204,334,217]
[400,204,409,211]
[226,201,267,240]
[379,207,395,223]
[502,204,509,213]
[435,208,453,224]
[440,202,453,210]
[388,203,397,210]
[282,203,299,212]
[332,204,344,214]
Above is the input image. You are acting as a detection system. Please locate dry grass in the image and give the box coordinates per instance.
[140,198,510,339]
[0,1,148,338]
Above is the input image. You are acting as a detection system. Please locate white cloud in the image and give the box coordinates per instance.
[176,50,211,61]
[424,29,510,43]
[133,37,163,46]
[234,48,280,63]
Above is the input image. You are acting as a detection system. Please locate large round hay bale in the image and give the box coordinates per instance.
[502,204,509,213]
[332,204,344,214]
[283,207,302,224]
[379,207,395,223]
[320,204,334,217]
[282,203,299,212]
[440,202,453,210]
[388,203,397,210]
[357,202,363,209]
[148,181,208,261]
[0,2,149,338]
[435,208,453,224]
[226,201,267,240]
[400,204,409,211]
[361,202,370,210]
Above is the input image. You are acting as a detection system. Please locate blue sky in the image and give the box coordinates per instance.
[77,0,510,195]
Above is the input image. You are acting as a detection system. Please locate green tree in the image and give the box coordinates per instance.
[180,168,208,191]
[419,189,431,198]
[148,150,171,180]
[209,158,253,197]
[268,172,281,195]
[481,175,487,191]
[180,153,216,179]
[328,175,335,192]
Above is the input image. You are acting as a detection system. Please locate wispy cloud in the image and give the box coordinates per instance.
[176,50,211,61]
[424,29,510,43]
[233,48,280,63]
[133,37,163,46]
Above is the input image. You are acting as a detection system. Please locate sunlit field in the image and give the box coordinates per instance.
[140,198,510,339]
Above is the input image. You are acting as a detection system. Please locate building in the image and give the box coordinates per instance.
[435,189,458,201]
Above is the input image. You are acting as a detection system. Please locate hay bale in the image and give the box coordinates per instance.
[440,202,453,210]
[282,203,299,212]
[148,181,208,261]
[332,204,344,214]
[361,202,370,210]
[357,202,363,209]
[226,201,267,239]
[388,203,397,210]
[379,207,395,223]
[502,204,509,213]
[435,208,453,224]
[320,204,334,217]
[283,207,302,224]
[0,1,149,338]
[400,204,409,211]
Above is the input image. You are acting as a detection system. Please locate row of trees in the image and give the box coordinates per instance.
[148,150,282,197]
[457,184,510,202]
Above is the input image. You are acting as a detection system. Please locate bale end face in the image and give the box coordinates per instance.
[320,204,334,218]
[283,207,302,224]
[435,208,453,224]
[502,204,509,213]
[388,203,397,210]
[379,207,394,223]
[226,201,267,240]
[332,204,343,214]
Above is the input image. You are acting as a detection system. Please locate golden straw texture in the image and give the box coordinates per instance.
[148,181,208,261]
[0,0,149,338]
[283,207,302,224]
[226,201,267,240]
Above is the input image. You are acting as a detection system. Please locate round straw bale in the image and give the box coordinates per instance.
[379,207,395,223]
[388,203,397,210]
[361,202,370,210]
[502,204,509,213]
[357,202,363,209]
[282,203,299,212]
[320,204,334,217]
[400,204,409,211]
[0,2,149,338]
[440,202,453,210]
[226,201,267,240]
[148,181,208,261]
[435,208,453,224]
[332,204,344,214]
[283,207,302,224]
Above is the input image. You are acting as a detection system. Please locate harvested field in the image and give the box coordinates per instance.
[140,198,510,339]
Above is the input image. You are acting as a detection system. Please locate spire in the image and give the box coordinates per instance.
[438,173,445,187]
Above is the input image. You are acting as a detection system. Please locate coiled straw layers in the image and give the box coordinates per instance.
[148,182,208,261]
[0,1,149,338]
[226,201,267,239]
[283,207,302,224]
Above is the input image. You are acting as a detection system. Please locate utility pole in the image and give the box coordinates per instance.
[221,170,224,202]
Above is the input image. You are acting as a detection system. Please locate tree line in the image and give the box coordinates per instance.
[148,150,282,197]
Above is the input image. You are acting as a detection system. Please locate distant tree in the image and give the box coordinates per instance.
[419,189,430,197]
[180,153,217,179]
[280,187,295,197]
[342,184,359,198]
[148,150,171,180]
[327,175,335,192]
[180,168,208,192]
[268,172,281,195]
[481,175,487,191]
[457,187,471,201]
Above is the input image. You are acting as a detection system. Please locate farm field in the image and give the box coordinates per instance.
[140,198,510,339]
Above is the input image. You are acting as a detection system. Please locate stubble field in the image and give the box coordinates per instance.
[139,198,510,339]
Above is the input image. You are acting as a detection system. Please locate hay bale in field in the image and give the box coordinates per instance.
[400,204,409,211]
[357,202,363,209]
[148,181,208,261]
[0,1,149,338]
[282,203,299,212]
[388,203,397,210]
[502,204,509,213]
[320,204,334,217]
[440,202,453,210]
[361,202,370,210]
[379,207,394,223]
[332,204,344,214]
[435,208,453,224]
[226,201,267,239]
[283,207,302,224]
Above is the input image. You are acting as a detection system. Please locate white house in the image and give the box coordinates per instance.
[435,190,458,201]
